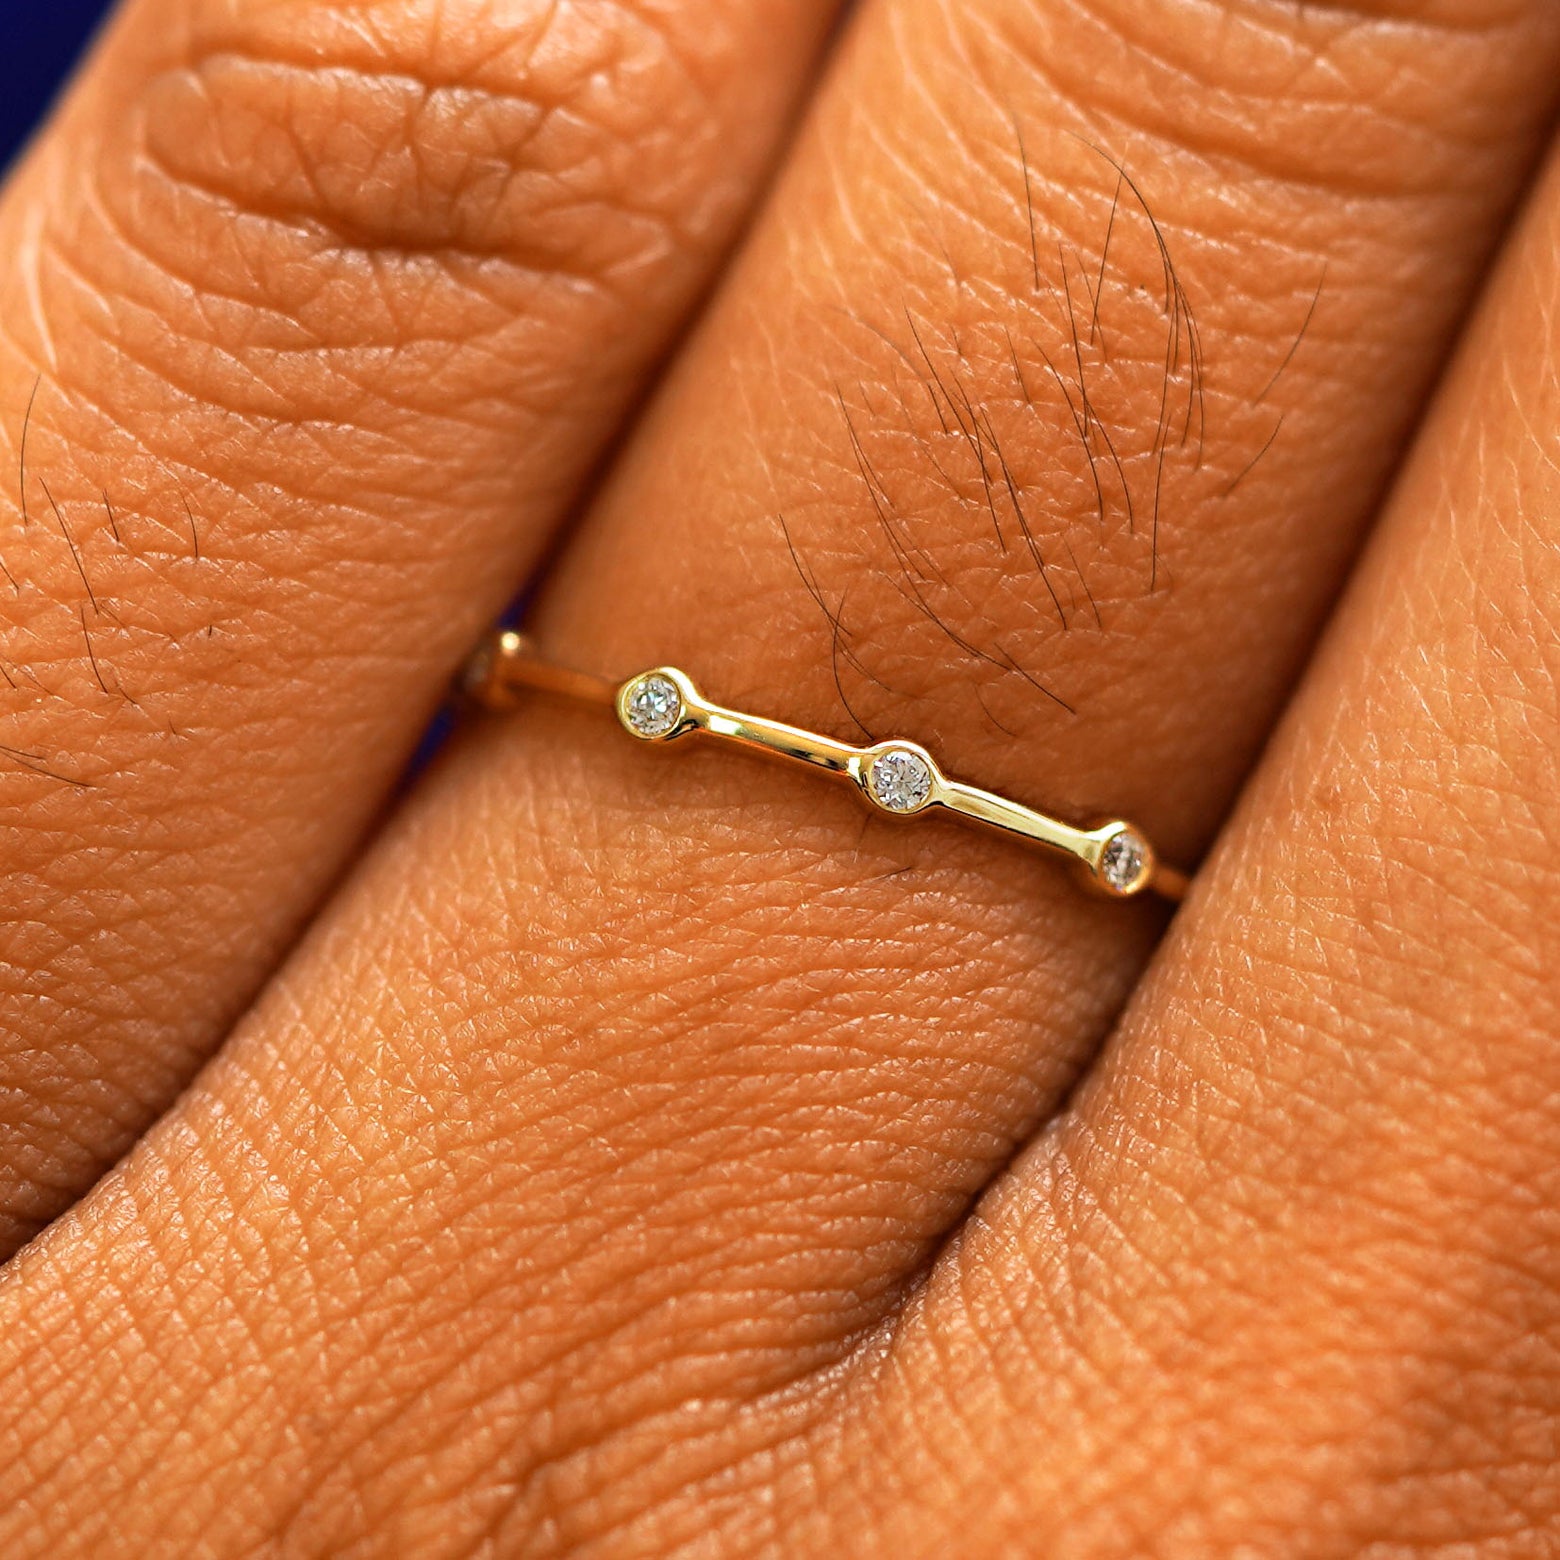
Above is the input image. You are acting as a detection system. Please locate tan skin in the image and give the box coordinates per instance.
[0,0,1558,1552]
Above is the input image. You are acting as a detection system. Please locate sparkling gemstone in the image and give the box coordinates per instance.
[1100,830,1148,894]
[868,748,933,813]
[624,674,682,738]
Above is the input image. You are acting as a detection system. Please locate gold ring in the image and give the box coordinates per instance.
[462,630,1190,904]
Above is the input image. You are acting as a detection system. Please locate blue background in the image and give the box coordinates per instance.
[0,0,113,171]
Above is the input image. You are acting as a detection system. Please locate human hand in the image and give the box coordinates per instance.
[2,0,1559,1553]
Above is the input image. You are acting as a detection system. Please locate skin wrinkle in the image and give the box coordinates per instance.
[886,374,1560,1535]
[135,86,634,286]
[48,180,580,463]
[0,126,608,695]
[785,137,1222,734]
[140,4,728,279]
[118,733,1110,1547]
[1031,0,1528,196]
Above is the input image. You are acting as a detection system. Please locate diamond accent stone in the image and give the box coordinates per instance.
[1100,830,1148,895]
[624,674,682,738]
[868,748,933,813]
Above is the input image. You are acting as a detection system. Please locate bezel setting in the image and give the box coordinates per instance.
[864,745,936,815]
[1096,826,1152,897]
[619,671,686,740]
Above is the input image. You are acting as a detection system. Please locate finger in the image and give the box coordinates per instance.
[4,0,1560,1552]
[0,0,840,1247]
[841,132,1560,1551]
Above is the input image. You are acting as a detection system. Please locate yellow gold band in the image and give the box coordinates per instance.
[463,630,1190,904]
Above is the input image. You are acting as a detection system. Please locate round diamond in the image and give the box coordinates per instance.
[868,748,933,813]
[1099,829,1148,895]
[624,674,682,738]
